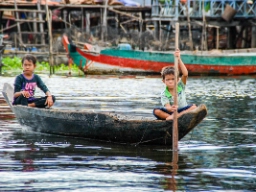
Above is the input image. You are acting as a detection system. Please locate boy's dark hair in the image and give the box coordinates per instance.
[161,66,179,80]
[22,54,37,65]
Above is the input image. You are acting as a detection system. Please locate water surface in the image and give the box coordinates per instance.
[0,75,255,191]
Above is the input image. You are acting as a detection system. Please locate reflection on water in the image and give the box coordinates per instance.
[0,75,256,191]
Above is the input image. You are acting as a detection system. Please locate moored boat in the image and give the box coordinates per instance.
[62,34,256,75]
[2,83,207,145]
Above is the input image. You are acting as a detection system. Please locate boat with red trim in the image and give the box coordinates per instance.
[62,34,256,75]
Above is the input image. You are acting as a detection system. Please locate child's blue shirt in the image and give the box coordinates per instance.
[14,73,49,102]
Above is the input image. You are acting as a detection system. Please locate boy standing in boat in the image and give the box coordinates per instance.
[13,54,55,108]
[153,49,196,120]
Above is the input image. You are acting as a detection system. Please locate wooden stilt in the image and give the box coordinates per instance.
[159,20,162,49]
[14,33,17,55]
[74,27,77,45]
[102,0,108,41]
[81,8,84,30]
[45,0,54,75]
[163,22,171,50]
[242,27,246,48]
[0,34,3,75]
[236,26,244,48]
[245,26,250,48]
[33,12,38,44]
[139,13,143,49]
[186,2,193,50]
[37,0,45,45]
[141,12,146,32]
[216,27,219,49]
[0,11,3,32]
[63,10,67,29]
[154,21,159,41]
[14,0,23,46]
[24,12,33,32]
[251,26,256,48]
[201,1,207,50]
[86,12,90,34]
[115,13,119,31]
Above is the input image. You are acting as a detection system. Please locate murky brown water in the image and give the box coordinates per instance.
[0,75,256,191]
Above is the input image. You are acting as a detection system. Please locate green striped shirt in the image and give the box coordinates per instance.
[161,81,188,109]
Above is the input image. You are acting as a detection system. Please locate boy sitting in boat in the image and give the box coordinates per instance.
[13,54,55,108]
[153,49,196,120]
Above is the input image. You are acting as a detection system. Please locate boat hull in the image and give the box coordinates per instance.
[2,83,207,145]
[78,49,256,75]
[62,34,256,75]
[12,104,207,145]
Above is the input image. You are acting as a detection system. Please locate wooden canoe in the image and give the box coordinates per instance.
[62,34,256,75]
[2,83,207,145]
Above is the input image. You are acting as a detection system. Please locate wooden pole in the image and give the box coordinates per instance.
[14,0,23,46]
[186,2,193,51]
[81,8,84,30]
[33,12,38,44]
[108,8,140,20]
[0,35,3,75]
[14,33,17,55]
[216,27,219,49]
[172,22,179,152]
[45,0,54,75]
[102,0,108,41]
[170,150,178,191]
[37,0,45,45]
[242,27,246,48]
[252,26,256,48]
[0,22,25,33]
[0,10,3,33]
[63,10,67,29]
[103,1,108,27]
[201,1,208,50]
[86,12,90,34]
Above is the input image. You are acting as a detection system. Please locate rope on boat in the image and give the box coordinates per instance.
[133,126,149,146]
[132,137,165,146]
[133,130,172,146]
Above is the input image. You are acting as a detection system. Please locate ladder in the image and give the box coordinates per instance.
[0,0,49,53]
[14,0,47,52]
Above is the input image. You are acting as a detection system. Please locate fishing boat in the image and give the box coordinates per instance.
[2,83,207,145]
[62,34,256,75]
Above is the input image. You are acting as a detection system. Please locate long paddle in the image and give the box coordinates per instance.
[171,23,180,186]
[172,22,179,152]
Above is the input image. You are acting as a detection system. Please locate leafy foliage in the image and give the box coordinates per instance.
[2,57,22,71]
[1,56,81,76]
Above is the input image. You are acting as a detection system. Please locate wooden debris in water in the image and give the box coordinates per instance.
[0,96,15,119]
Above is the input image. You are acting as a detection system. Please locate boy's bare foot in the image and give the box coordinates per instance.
[28,103,36,107]
[166,105,198,120]
[190,104,197,111]
[166,114,174,120]
[177,105,197,118]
